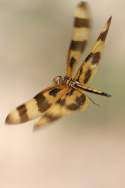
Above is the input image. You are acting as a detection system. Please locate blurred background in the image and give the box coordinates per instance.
[0,0,125,187]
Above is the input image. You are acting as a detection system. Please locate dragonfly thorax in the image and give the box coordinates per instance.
[53,75,80,88]
[64,76,81,88]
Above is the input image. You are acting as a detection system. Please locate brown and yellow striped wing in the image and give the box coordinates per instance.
[34,88,90,130]
[5,85,66,124]
[74,16,112,84]
[66,1,91,77]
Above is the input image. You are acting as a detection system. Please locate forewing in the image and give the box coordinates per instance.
[34,88,90,130]
[5,85,65,124]
[74,16,112,84]
[66,1,91,77]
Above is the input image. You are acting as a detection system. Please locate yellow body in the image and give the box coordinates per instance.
[5,2,112,130]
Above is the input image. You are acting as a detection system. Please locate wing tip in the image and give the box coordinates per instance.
[78,1,88,9]
[5,111,21,125]
[5,114,12,124]
[5,114,18,125]
[107,16,112,26]
[108,16,112,22]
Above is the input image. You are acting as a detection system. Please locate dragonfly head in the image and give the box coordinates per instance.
[53,76,64,85]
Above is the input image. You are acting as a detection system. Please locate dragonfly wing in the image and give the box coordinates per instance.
[34,88,90,130]
[5,85,65,124]
[66,1,91,77]
[74,16,112,84]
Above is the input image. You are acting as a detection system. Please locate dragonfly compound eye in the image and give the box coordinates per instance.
[53,76,63,85]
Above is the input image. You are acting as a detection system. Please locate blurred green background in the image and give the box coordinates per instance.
[0,0,125,188]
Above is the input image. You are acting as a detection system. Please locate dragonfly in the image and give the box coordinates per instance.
[5,1,112,130]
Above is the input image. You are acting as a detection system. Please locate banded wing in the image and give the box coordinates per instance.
[34,88,90,130]
[5,85,65,124]
[74,16,112,84]
[66,1,91,77]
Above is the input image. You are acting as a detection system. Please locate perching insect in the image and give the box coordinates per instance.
[5,1,112,130]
